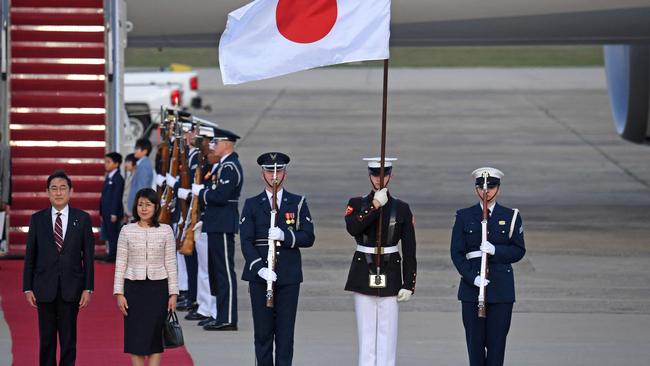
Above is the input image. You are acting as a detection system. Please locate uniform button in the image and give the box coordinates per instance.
[276,252,280,256]
[357,257,361,261]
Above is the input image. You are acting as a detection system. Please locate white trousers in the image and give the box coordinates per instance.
[196,232,217,318]
[354,293,398,366]
[177,251,189,291]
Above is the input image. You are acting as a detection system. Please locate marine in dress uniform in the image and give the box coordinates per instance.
[192,127,243,331]
[240,152,315,366]
[344,157,416,366]
[450,167,526,366]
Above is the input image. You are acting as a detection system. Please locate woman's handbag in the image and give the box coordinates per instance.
[163,311,184,348]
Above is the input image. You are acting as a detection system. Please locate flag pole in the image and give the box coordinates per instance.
[374,59,389,277]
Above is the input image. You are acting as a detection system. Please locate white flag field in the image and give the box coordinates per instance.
[219,0,391,85]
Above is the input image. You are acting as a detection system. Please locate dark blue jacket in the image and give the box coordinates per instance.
[450,202,525,303]
[240,190,315,285]
[99,171,124,219]
[200,152,243,234]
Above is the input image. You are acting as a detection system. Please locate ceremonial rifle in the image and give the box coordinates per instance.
[159,114,181,224]
[477,171,490,318]
[266,163,279,308]
[157,107,172,198]
[179,125,204,255]
[174,125,191,248]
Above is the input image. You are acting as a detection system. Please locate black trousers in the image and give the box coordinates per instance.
[461,302,513,366]
[249,282,300,366]
[37,283,79,366]
[184,249,198,302]
[207,232,238,325]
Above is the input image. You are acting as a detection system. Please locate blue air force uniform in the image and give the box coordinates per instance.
[199,128,243,330]
[450,167,526,366]
[240,152,315,366]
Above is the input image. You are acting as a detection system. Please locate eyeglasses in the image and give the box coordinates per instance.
[49,186,69,193]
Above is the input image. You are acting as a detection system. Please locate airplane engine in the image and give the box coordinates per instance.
[604,44,650,144]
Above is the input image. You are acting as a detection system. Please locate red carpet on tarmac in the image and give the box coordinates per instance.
[0,260,194,365]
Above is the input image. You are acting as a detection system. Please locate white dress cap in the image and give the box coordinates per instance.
[363,157,398,168]
[471,167,504,179]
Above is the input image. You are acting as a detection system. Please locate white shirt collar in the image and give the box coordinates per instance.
[52,205,69,217]
[107,168,118,179]
[479,201,496,214]
[265,188,284,208]
[136,157,144,166]
[220,152,232,163]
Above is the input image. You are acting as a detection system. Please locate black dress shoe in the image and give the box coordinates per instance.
[184,310,208,321]
[198,317,216,326]
[176,299,192,311]
[203,322,238,331]
[178,291,189,302]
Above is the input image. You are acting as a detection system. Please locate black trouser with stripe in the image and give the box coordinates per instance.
[462,302,513,366]
[207,232,238,325]
[249,282,300,366]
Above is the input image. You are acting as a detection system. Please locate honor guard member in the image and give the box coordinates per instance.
[184,126,218,324]
[240,152,315,366]
[168,122,200,311]
[192,127,243,331]
[344,157,416,366]
[450,167,526,366]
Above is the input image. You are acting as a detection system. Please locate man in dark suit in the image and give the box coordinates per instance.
[240,152,315,366]
[99,152,124,262]
[450,167,526,366]
[23,170,95,366]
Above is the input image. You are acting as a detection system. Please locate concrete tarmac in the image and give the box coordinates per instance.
[2,67,649,365]
[180,67,650,365]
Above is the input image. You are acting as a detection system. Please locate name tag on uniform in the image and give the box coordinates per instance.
[499,220,506,225]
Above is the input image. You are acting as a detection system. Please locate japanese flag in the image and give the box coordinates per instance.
[219,0,390,85]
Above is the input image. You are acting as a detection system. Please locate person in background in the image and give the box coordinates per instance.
[100,152,124,263]
[122,153,137,223]
[127,138,154,212]
[113,188,178,366]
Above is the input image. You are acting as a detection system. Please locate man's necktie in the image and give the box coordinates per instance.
[54,212,64,252]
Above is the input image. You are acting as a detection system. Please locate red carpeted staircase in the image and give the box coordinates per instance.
[7,0,107,256]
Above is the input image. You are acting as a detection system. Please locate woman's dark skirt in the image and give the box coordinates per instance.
[123,278,168,355]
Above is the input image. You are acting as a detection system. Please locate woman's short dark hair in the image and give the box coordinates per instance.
[131,188,160,227]
[46,170,72,190]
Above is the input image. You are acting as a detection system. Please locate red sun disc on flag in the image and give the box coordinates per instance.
[276,0,337,44]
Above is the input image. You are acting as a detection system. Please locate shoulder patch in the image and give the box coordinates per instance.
[345,205,354,216]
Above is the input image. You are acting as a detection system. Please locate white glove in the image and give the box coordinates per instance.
[257,267,277,282]
[473,276,490,288]
[155,174,165,187]
[480,241,495,255]
[178,188,191,200]
[397,289,413,302]
[373,188,388,207]
[192,183,204,196]
[268,227,284,241]
[166,174,178,187]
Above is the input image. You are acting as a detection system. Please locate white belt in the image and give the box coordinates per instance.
[356,245,398,255]
[466,251,482,260]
